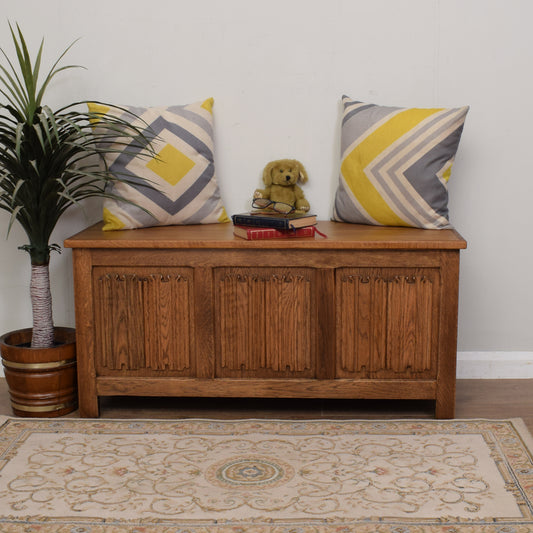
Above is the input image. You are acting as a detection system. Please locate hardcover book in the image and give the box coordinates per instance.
[231,211,317,230]
[233,225,317,240]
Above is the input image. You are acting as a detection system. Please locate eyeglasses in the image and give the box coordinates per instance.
[252,198,295,214]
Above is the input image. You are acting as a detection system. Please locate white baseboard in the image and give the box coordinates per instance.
[1,352,532,379]
[456,351,533,379]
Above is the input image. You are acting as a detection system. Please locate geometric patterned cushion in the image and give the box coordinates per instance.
[88,98,229,231]
[332,95,469,229]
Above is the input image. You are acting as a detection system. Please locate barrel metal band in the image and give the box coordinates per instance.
[2,358,76,370]
[11,400,78,413]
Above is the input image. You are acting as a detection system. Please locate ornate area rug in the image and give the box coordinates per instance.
[0,417,532,532]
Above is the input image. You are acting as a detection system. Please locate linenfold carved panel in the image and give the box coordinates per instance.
[93,267,194,374]
[336,268,440,379]
[215,268,315,377]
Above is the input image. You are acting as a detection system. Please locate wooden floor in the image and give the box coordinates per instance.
[0,378,532,434]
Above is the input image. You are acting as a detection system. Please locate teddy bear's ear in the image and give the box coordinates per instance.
[297,162,309,184]
[262,161,277,186]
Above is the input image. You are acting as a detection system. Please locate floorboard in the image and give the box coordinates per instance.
[0,378,531,434]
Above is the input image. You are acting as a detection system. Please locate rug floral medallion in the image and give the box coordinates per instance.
[0,417,532,532]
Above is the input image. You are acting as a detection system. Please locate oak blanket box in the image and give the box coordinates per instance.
[64,221,467,418]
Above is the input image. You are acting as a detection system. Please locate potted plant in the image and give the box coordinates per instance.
[0,24,153,416]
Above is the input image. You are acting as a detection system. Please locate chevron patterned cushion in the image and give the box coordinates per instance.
[88,98,229,230]
[332,95,469,229]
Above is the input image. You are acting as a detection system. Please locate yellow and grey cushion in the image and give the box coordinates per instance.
[88,98,229,230]
[333,95,469,229]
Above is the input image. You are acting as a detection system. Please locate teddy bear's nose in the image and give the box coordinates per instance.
[285,175,291,181]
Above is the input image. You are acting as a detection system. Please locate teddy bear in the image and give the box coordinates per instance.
[253,159,310,213]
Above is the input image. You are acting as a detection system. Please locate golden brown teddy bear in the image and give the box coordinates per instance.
[253,159,310,213]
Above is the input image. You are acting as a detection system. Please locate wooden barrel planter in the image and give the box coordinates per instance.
[0,327,77,417]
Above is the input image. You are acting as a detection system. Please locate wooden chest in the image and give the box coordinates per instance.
[64,221,466,418]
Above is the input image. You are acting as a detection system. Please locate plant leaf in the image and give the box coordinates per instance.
[6,204,22,237]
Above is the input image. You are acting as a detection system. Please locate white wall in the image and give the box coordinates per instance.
[1,0,532,375]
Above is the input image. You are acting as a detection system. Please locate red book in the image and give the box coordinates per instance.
[233,225,319,240]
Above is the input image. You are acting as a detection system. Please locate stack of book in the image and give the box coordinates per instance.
[231,210,319,240]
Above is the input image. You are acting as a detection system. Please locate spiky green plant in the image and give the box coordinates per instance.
[0,24,153,348]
